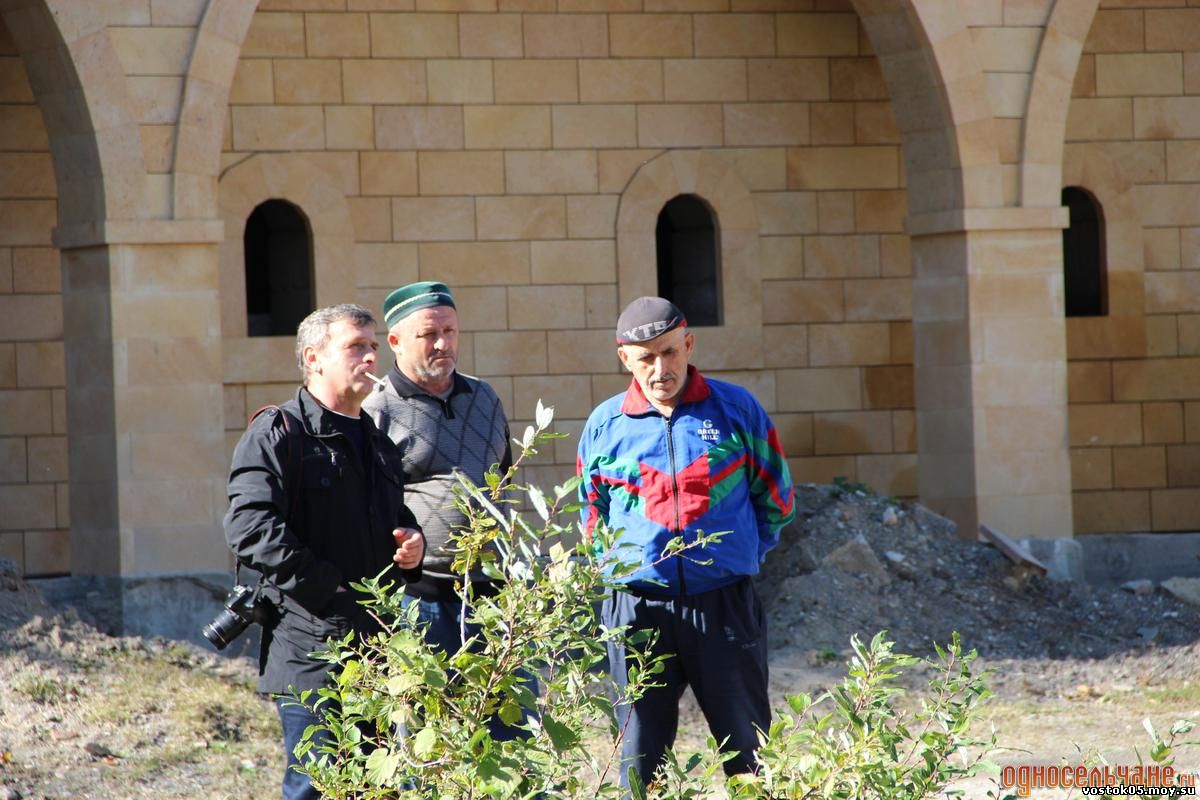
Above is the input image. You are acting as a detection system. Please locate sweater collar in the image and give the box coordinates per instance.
[619,364,710,416]
[387,364,472,400]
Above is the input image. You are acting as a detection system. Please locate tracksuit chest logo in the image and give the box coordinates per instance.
[696,419,721,443]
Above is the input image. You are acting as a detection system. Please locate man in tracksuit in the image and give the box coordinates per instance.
[576,296,795,789]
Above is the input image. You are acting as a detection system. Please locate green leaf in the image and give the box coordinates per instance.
[385,673,424,695]
[542,713,581,752]
[364,748,401,786]
[477,755,521,795]
[411,727,437,758]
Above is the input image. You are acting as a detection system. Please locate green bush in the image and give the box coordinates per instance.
[290,403,1006,799]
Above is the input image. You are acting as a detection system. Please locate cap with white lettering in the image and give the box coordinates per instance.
[615,296,687,344]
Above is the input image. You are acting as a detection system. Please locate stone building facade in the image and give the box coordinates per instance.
[0,0,1196,584]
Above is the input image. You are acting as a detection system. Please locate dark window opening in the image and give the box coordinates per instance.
[656,194,721,327]
[244,199,314,337]
[1062,186,1107,318]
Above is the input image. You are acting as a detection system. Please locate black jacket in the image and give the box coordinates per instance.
[223,387,422,694]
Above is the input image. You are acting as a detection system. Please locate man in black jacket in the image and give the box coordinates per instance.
[223,303,425,800]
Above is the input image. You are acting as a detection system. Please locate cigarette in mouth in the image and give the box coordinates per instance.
[365,372,387,389]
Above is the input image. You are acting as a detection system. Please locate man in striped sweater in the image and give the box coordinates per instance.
[363,281,524,739]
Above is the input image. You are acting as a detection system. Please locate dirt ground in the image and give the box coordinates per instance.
[2,485,1199,799]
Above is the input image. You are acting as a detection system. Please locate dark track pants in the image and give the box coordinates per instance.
[603,577,770,789]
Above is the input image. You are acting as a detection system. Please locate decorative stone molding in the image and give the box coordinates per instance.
[1,0,146,226]
[174,0,257,221]
[217,153,358,339]
[1062,144,1147,360]
[616,149,763,370]
[1021,0,1102,208]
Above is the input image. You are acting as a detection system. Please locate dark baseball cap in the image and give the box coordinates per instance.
[616,296,687,344]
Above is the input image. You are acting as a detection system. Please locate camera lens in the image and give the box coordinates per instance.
[203,607,249,650]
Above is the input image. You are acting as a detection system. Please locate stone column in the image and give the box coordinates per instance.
[57,221,227,582]
[910,208,1073,540]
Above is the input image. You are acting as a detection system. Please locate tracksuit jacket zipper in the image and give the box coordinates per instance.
[664,415,687,596]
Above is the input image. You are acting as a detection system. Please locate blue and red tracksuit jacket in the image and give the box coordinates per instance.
[576,366,795,595]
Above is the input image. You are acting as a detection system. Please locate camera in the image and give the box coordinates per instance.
[202,584,271,650]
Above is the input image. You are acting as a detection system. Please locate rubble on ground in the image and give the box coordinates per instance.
[755,484,1200,695]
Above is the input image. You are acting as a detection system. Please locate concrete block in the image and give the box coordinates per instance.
[375,105,463,150]
[577,284,618,332]
[419,241,530,285]
[762,279,843,324]
[326,105,375,150]
[392,196,475,241]
[547,329,618,374]
[523,14,607,58]
[1066,98,1132,142]
[273,59,342,104]
[505,150,597,194]
[23,529,68,576]
[306,12,369,56]
[552,104,637,148]
[1019,537,1084,582]
[1096,53,1182,97]
[531,239,615,283]
[567,195,619,239]
[464,105,551,149]
[0,484,55,529]
[418,150,503,195]
[694,14,774,56]
[342,59,427,104]
[725,102,809,146]
[1084,9,1143,54]
[459,14,524,57]
[580,60,663,102]
[610,14,691,57]
[809,322,890,366]
[787,146,899,189]
[763,323,808,369]
[754,192,818,235]
[508,285,587,329]
[778,12,858,57]
[664,59,747,102]
[1081,528,1173,587]
[776,367,860,412]
[813,410,892,454]
[473,331,548,375]
[599,149,664,192]
[371,13,459,57]
[805,235,880,278]
[748,58,829,101]
[12,248,59,294]
[477,195,566,241]
[638,103,722,147]
[231,106,324,150]
[495,59,577,103]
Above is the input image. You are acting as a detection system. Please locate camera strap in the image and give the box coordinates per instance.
[249,404,304,524]
[238,405,304,597]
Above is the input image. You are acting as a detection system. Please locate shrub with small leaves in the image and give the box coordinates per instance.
[292,402,1013,800]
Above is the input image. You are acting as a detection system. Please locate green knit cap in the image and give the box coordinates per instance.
[382,281,456,329]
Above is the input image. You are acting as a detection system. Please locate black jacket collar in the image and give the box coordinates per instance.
[294,386,372,438]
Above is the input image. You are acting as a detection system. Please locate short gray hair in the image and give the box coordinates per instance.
[295,304,376,384]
